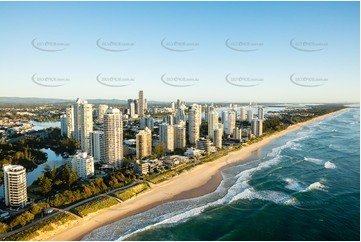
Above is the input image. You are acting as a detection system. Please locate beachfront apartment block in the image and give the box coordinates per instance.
[136,127,152,160]
[3,165,27,207]
[103,107,123,166]
[69,152,95,178]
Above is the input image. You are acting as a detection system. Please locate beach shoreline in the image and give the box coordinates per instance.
[48,110,344,241]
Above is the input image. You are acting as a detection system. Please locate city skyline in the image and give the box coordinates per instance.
[0,1,359,103]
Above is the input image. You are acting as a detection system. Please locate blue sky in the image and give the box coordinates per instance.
[0,1,359,103]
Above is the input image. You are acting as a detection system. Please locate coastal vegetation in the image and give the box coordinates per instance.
[4,212,77,241]
[71,196,119,217]
[113,183,150,201]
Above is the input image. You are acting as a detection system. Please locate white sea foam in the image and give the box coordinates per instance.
[324,161,336,169]
[301,181,328,192]
[283,178,305,192]
[304,157,324,165]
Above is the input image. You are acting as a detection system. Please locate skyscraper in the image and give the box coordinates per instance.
[97,104,109,123]
[171,102,175,112]
[173,125,186,149]
[247,109,254,123]
[251,118,263,137]
[233,127,242,140]
[65,106,74,138]
[214,124,223,149]
[140,116,154,130]
[240,106,247,121]
[222,110,236,135]
[103,108,123,165]
[258,106,264,120]
[175,107,185,124]
[159,123,174,153]
[3,165,27,207]
[208,110,219,140]
[188,104,201,145]
[138,90,144,117]
[136,127,152,159]
[80,101,93,153]
[89,131,104,163]
[60,114,67,136]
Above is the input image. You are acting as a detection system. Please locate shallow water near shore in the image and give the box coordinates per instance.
[83,108,360,241]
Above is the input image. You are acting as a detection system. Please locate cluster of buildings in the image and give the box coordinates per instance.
[2,92,267,208]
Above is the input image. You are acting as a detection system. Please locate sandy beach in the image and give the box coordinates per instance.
[49,110,343,241]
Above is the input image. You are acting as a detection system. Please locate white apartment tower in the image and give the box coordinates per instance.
[80,101,93,153]
[188,104,201,145]
[240,106,247,121]
[69,152,95,178]
[222,110,236,135]
[97,104,109,123]
[136,127,152,160]
[3,165,27,207]
[173,125,186,149]
[214,125,223,149]
[159,123,174,153]
[103,108,123,165]
[208,110,219,141]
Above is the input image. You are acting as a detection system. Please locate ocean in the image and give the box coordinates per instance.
[83,107,360,241]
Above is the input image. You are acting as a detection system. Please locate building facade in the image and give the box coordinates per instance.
[103,108,123,165]
[136,127,152,159]
[3,165,27,207]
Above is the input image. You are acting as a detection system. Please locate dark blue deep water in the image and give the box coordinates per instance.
[84,108,360,241]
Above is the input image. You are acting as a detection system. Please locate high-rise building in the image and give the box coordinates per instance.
[60,114,67,136]
[134,99,139,115]
[258,106,264,120]
[214,124,223,149]
[140,116,154,130]
[222,110,236,135]
[89,131,104,162]
[177,99,182,109]
[159,123,174,153]
[3,165,27,207]
[144,98,148,110]
[136,127,152,160]
[166,114,174,125]
[104,108,123,165]
[240,106,247,121]
[171,102,175,112]
[196,138,212,155]
[233,127,242,140]
[251,119,263,137]
[138,90,144,117]
[175,107,185,124]
[208,110,219,140]
[65,106,74,138]
[188,104,201,145]
[247,109,254,123]
[97,104,109,123]
[73,98,83,142]
[69,152,94,178]
[80,101,93,153]
[257,119,263,137]
[173,125,186,149]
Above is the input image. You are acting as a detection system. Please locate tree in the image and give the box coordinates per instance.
[0,222,8,234]
[44,162,52,175]
[154,144,166,158]
[38,175,52,196]
[50,161,57,180]
[62,164,78,189]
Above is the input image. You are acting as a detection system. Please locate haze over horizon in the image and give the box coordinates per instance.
[0,1,359,103]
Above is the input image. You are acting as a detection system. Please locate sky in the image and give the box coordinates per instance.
[0,1,359,103]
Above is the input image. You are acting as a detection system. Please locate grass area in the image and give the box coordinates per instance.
[71,196,119,217]
[5,212,76,241]
[113,183,150,201]
[146,163,196,184]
